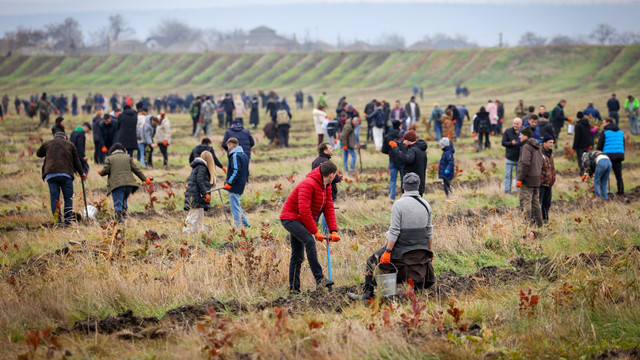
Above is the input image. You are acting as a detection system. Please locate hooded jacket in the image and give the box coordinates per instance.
[597,122,625,162]
[69,126,87,160]
[222,122,255,158]
[473,110,491,133]
[517,138,543,187]
[438,145,455,180]
[99,119,118,148]
[116,107,138,149]
[98,149,146,195]
[280,167,338,234]
[340,118,356,149]
[184,158,212,210]
[189,144,224,169]
[200,100,215,123]
[225,146,249,194]
[36,133,84,180]
[572,118,593,150]
[391,139,428,195]
[313,108,327,135]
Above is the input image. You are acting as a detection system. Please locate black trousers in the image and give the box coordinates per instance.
[158,143,168,165]
[611,159,624,195]
[225,111,233,128]
[191,116,198,134]
[144,144,153,167]
[477,132,490,150]
[281,219,324,292]
[553,123,562,145]
[94,140,105,164]
[442,178,451,197]
[539,186,552,222]
[576,148,587,174]
[277,124,290,147]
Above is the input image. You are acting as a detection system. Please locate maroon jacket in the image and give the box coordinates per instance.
[280,167,337,234]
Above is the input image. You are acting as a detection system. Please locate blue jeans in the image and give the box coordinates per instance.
[354,124,361,145]
[229,192,250,227]
[454,119,463,138]
[342,148,356,172]
[504,159,519,193]
[137,143,146,166]
[434,121,442,140]
[389,162,403,199]
[112,186,135,212]
[47,176,74,223]
[594,158,612,199]
[630,114,639,135]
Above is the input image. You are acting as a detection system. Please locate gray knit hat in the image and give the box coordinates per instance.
[439,137,450,147]
[403,172,420,192]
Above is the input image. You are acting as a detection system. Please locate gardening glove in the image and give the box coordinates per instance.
[472,132,477,137]
[314,232,325,242]
[516,181,522,188]
[327,116,332,120]
[500,118,504,123]
[224,183,232,190]
[81,173,87,180]
[97,169,101,175]
[222,166,227,173]
[163,140,168,146]
[588,145,593,150]
[343,145,347,150]
[389,141,397,148]
[329,231,340,242]
[205,194,210,202]
[380,251,391,264]
[567,118,572,123]
[491,131,495,135]
[0,116,3,121]
[444,169,450,175]
[199,118,202,123]
[581,174,587,182]
[145,178,151,185]
[101,146,108,153]
[452,120,457,124]
[572,149,576,154]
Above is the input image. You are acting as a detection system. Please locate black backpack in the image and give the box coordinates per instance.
[326,120,339,137]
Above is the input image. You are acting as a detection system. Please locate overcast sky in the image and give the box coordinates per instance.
[1,0,639,47]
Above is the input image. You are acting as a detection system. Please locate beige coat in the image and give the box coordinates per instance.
[313,108,326,135]
[155,117,171,144]
[234,98,246,119]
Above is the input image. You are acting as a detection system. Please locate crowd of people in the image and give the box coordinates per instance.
[24,88,636,298]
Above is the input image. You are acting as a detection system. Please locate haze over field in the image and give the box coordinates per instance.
[1,0,639,47]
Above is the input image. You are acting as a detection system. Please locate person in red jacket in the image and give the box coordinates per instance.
[280,161,341,294]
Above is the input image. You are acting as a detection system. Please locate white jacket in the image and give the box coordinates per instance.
[234,99,246,119]
[155,117,171,144]
[313,108,327,135]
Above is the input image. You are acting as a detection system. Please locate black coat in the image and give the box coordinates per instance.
[222,123,255,158]
[551,104,567,126]
[391,139,428,195]
[501,127,520,162]
[474,111,491,133]
[70,129,89,173]
[116,108,138,149]
[92,116,103,142]
[382,128,406,163]
[250,99,259,126]
[572,118,593,150]
[188,144,224,169]
[184,158,212,211]
[99,120,118,148]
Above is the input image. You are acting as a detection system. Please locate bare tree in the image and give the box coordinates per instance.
[149,19,202,47]
[108,14,135,41]
[45,17,83,51]
[590,24,617,45]
[549,35,575,46]
[615,31,640,45]
[3,26,47,49]
[518,32,547,47]
[376,33,405,50]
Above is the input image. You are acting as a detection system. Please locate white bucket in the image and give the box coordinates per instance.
[84,205,98,220]
[374,263,398,297]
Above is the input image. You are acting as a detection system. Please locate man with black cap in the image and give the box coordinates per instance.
[572,111,594,174]
[116,104,139,158]
[348,172,434,300]
[388,130,428,196]
[222,119,256,159]
[70,122,92,174]
[539,134,556,223]
[607,94,620,126]
[516,126,543,227]
[222,93,235,128]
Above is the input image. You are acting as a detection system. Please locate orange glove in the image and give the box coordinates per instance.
[327,116,332,120]
[500,118,504,123]
[581,174,587,182]
[162,140,168,146]
[572,149,576,154]
[389,141,397,148]
[145,178,151,185]
[588,145,593,150]
[56,110,60,115]
[380,251,391,264]
[199,118,202,123]
[81,173,87,180]
[222,166,227,173]
[97,169,101,175]
[516,181,522,188]
[567,118,572,123]
[363,113,366,117]
[205,193,210,202]
[343,145,347,150]
[102,146,108,153]
[314,232,325,242]
[224,183,232,190]
[0,116,3,121]
[593,125,599,131]
[334,138,338,144]
[491,131,495,135]
[472,132,477,137]
[329,231,340,242]
[160,113,165,118]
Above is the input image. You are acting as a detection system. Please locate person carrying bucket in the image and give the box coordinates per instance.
[348,172,435,301]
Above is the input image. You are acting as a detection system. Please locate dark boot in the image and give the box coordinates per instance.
[414,281,424,294]
[347,275,374,300]
[114,210,124,223]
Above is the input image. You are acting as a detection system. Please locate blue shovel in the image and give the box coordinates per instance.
[326,238,333,291]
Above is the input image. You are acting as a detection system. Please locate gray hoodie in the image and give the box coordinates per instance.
[386,190,433,259]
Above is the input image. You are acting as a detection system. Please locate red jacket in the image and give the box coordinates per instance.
[280,167,337,234]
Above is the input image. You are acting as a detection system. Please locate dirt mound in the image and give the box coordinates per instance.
[72,310,164,339]
[255,285,359,313]
[595,348,640,360]
[162,298,226,326]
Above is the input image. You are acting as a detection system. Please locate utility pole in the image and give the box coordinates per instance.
[499,33,503,48]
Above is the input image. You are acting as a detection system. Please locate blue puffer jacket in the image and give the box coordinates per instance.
[438,145,455,180]
[225,146,249,194]
[222,121,255,158]
[597,122,625,161]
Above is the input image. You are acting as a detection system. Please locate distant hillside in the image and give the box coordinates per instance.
[0,45,639,95]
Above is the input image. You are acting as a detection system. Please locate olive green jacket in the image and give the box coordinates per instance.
[99,150,146,195]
